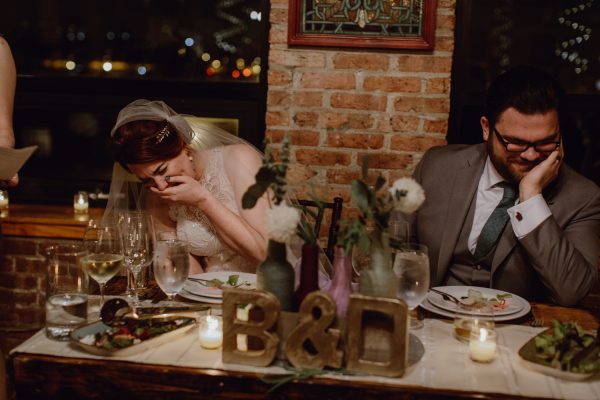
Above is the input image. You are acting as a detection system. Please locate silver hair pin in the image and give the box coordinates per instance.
[155,125,171,144]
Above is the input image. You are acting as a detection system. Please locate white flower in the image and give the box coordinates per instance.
[266,203,301,243]
[389,178,425,214]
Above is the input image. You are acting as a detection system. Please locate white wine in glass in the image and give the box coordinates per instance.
[82,221,124,307]
[153,239,190,303]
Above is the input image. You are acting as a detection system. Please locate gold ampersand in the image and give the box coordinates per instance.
[284,291,342,369]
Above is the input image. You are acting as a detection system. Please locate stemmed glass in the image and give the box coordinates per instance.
[153,237,190,304]
[120,212,155,304]
[81,220,124,307]
[392,242,430,330]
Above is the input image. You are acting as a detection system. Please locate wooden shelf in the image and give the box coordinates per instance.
[0,204,103,239]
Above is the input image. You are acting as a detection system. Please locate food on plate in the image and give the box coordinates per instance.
[533,320,599,373]
[79,317,194,350]
[199,274,252,289]
[460,289,512,310]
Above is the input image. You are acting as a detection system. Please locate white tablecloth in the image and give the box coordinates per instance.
[11,319,600,399]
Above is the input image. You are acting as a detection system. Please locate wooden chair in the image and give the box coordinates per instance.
[297,197,343,262]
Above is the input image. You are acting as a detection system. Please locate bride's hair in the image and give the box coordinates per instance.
[109,120,186,170]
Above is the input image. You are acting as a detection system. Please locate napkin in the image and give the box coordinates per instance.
[0,146,38,179]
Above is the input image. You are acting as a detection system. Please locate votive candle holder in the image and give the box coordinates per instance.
[73,191,89,214]
[198,315,223,349]
[469,326,497,363]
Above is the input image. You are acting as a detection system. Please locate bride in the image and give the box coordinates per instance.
[105,99,269,275]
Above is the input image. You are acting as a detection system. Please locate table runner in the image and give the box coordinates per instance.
[11,319,599,399]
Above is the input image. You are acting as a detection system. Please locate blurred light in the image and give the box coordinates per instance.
[211,60,221,69]
[107,31,115,40]
[251,65,261,75]
[65,61,76,71]
[102,62,113,72]
[178,48,186,56]
[67,32,76,41]
[236,58,245,69]
[250,11,262,21]
[137,65,147,76]
[76,32,85,41]
[121,32,130,40]
[206,67,215,76]
[201,52,211,62]
[595,79,600,92]
[242,68,251,77]
[232,70,240,78]
[184,37,194,47]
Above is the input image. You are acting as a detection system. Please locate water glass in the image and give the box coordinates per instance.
[45,244,89,341]
[153,239,190,302]
[392,242,430,330]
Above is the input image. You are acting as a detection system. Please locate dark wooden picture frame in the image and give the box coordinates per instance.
[288,0,437,50]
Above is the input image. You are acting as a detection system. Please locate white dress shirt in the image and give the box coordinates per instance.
[468,157,552,254]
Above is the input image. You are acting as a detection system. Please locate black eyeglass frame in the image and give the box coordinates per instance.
[492,126,561,153]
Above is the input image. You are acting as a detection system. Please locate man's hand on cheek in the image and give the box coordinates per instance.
[519,150,562,202]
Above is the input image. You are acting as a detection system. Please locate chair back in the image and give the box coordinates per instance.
[297,197,343,262]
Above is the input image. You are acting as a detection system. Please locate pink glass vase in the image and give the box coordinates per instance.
[327,246,354,319]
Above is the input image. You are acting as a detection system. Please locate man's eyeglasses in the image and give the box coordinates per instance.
[492,127,561,153]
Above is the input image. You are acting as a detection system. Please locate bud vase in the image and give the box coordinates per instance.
[327,246,354,318]
[293,243,320,311]
[257,239,295,311]
[358,230,398,299]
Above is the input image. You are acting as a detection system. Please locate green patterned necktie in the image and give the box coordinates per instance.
[473,183,519,260]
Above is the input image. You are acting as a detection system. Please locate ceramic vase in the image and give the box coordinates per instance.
[358,230,398,299]
[257,239,295,311]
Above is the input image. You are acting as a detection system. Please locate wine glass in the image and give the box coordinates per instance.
[392,243,430,330]
[81,220,124,307]
[389,219,409,250]
[153,238,190,304]
[120,212,155,304]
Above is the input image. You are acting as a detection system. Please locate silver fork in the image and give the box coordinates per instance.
[429,288,470,305]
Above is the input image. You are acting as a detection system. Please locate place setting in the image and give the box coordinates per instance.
[179,271,257,304]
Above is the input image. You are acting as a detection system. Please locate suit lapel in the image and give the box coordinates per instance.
[436,145,486,284]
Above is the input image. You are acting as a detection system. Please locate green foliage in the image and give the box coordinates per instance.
[242,136,291,209]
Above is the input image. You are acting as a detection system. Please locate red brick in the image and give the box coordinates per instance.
[14,290,38,305]
[16,308,45,325]
[292,185,351,205]
[268,69,292,86]
[269,27,287,45]
[287,164,318,184]
[293,91,323,107]
[324,113,349,129]
[438,0,456,8]
[300,72,356,90]
[393,96,450,113]
[0,256,15,273]
[1,238,39,256]
[333,53,390,71]
[267,90,291,107]
[265,111,289,126]
[363,76,421,93]
[15,257,45,273]
[0,288,14,303]
[327,133,384,149]
[270,50,326,68]
[293,112,318,127]
[390,115,420,132]
[0,272,16,288]
[389,170,415,182]
[435,36,455,52]
[348,114,374,129]
[267,129,320,146]
[358,153,411,169]
[396,56,452,73]
[436,14,455,31]
[426,78,451,94]
[327,168,382,185]
[270,7,287,24]
[424,119,449,134]
[331,93,386,111]
[390,136,447,152]
[296,150,352,166]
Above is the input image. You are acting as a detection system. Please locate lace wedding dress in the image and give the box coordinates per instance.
[168,147,257,273]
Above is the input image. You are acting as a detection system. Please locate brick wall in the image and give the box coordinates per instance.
[266,0,456,206]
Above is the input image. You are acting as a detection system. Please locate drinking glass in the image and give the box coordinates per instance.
[121,212,156,304]
[153,238,190,303]
[453,302,495,343]
[81,220,124,307]
[389,219,409,250]
[392,243,430,330]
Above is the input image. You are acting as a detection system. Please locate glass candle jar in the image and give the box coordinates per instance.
[198,315,223,349]
[73,191,89,214]
[469,327,497,362]
[0,190,9,210]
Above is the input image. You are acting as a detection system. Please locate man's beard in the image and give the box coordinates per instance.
[486,139,537,184]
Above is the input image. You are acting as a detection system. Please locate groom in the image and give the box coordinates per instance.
[405,66,600,306]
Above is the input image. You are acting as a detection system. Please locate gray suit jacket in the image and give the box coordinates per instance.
[408,143,600,305]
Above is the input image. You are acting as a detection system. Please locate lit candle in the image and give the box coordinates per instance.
[0,190,8,210]
[469,327,497,362]
[198,315,223,349]
[73,191,89,214]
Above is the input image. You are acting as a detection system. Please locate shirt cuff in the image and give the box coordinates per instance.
[507,194,552,239]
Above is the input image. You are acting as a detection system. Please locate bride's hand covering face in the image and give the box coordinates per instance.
[105,99,269,274]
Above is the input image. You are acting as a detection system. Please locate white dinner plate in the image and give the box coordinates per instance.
[178,289,224,304]
[421,292,531,322]
[183,272,256,299]
[427,286,525,316]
